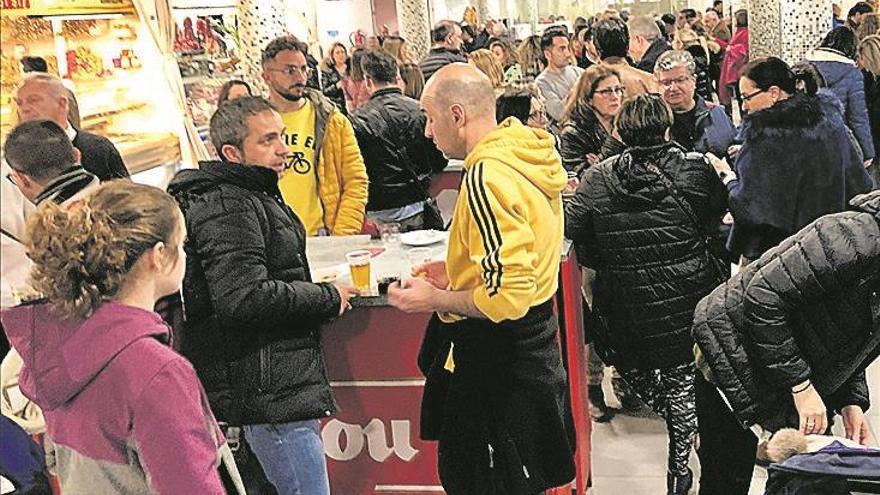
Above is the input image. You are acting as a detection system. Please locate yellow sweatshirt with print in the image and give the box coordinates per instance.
[445,118,567,323]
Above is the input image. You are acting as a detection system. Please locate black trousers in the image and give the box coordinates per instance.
[694,373,757,495]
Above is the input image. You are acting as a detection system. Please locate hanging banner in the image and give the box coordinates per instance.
[1,0,135,17]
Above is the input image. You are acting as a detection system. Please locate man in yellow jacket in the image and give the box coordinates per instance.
[262,36,368,235]
[389,64,575,495]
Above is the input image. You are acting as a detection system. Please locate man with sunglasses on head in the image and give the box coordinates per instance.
[261,35,368,236]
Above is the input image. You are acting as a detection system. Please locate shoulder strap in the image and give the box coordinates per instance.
[645,161,703,230]
[1,226,22,244]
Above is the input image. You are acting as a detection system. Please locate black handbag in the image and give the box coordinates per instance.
[582,297,620,366]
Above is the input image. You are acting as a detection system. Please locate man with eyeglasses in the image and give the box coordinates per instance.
[654,50,736,157]
[261,35,368,236]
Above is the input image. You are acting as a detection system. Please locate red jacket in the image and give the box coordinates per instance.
[719,27,749,105]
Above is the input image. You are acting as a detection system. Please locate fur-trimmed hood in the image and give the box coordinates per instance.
[742,92,839,141]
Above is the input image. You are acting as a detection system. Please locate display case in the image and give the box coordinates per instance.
[0,2,184,175]
[171,3,241,139]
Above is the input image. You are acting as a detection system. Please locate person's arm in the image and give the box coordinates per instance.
[846,71,876,161]
[564,173,597,267]
[536,76,566,123]
[189,195,341,328]
[322,70,344,99]
[131,358,225,494]
[103,140,130,179]
[559,126,591,174]
[826,370,871,414]
[328,115,369,235]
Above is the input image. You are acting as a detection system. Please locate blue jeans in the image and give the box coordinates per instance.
[243,420,330,495]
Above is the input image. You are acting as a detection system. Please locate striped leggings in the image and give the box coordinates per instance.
[619,362,697,476]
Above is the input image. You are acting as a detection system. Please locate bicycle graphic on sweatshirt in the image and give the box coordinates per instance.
[286,151,312,175]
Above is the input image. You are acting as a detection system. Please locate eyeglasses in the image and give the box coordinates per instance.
[742,89,765,102]
[6,173,17,186]
[658,75,693,88]
[267,65,311,77]
[593,86,625,98]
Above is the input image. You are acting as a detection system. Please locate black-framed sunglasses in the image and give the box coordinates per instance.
[742,89,765,102]
[267,65,312,77]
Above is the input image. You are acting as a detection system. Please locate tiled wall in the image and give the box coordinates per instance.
[748,0,832,64]
[238,0,288,95]
[396,0,431,60]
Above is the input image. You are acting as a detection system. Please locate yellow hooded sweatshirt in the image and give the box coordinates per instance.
[446,118,567,323]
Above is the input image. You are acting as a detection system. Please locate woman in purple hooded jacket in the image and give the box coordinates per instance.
[1,181,225,494]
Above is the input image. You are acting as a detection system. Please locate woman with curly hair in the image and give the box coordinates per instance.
[1,181,226,494]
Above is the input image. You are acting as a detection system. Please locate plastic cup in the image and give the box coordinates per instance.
[345,250,372,293]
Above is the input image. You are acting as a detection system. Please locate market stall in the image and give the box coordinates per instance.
[0,0,185,179]
[308,234,591,495]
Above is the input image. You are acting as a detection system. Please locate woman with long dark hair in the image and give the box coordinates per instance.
[321,42,349,114]
[708,56,873,264]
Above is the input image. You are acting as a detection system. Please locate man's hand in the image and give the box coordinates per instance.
[334,285,358,316]
[412,260,449,289]
[727,144,741,158]
[841,405,873,446]
[865,159,874,168]
[585,153,600,167]
[387,277,440,314]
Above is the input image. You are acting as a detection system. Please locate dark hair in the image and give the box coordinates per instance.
[821,26,859,59]
[615,93,673,147]
[574,16,589,32]
[791,61,826,95]
[680,8,698,20]
[741,56,817,96]
[347,48,367,81]
[21,56,48,73]
[4,120,77,181]
[262,35,308,64]
[849,1,873,19]
[496,89,532,123]
[593,18,630,59]
[735,9,748,28]
[431,20,459,44]
[461,23,476,39]
[361,49,398,84]
[661,13,676,26]
[210,96,277,155]
[714,0,723,6]
[217,80,252,106]
[540,26,569,51]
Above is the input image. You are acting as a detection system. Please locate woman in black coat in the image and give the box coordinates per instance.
[558,65,624,175]
[860,34,880,187]
[321,42,349,115]
[692,190,880,495]
[709,57,874,264]
[565,94,728,495]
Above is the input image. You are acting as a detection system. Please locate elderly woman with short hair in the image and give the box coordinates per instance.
[565,93,729,495]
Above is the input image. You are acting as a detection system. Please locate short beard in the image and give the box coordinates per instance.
[279,89,304,102]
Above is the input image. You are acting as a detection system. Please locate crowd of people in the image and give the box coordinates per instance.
[0,1,879,495]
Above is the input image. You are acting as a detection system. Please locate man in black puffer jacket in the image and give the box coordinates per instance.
[566,94,729,495]
[350,50,447,230]
[167,96,354,495]
[692,190,880,495]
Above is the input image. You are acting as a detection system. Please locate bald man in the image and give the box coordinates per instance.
[389,64,576,494]
[14,74,128,181]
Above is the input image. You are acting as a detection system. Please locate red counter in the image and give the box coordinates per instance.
[319,254,590,494]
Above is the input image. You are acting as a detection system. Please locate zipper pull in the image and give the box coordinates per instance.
[487,443,494,469]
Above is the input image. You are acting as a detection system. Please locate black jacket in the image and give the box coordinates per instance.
[685,45,716,102]
[692,191,880,429]
[167,161,341,425]
[72,130,129,181]
[864,70,880,165]
[558,105,611,176]
[565,143,729,370]
[321,65,347,115]
[350,88,447,211]
[635,38,671,73]
[419,47,467,82]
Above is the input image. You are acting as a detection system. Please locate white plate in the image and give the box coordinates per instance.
[399,229,446,246]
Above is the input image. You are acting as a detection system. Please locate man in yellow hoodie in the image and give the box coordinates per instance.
[389,64,575,495]
[262,36,368,235]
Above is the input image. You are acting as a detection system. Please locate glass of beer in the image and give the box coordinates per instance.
[346,250,372,293]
